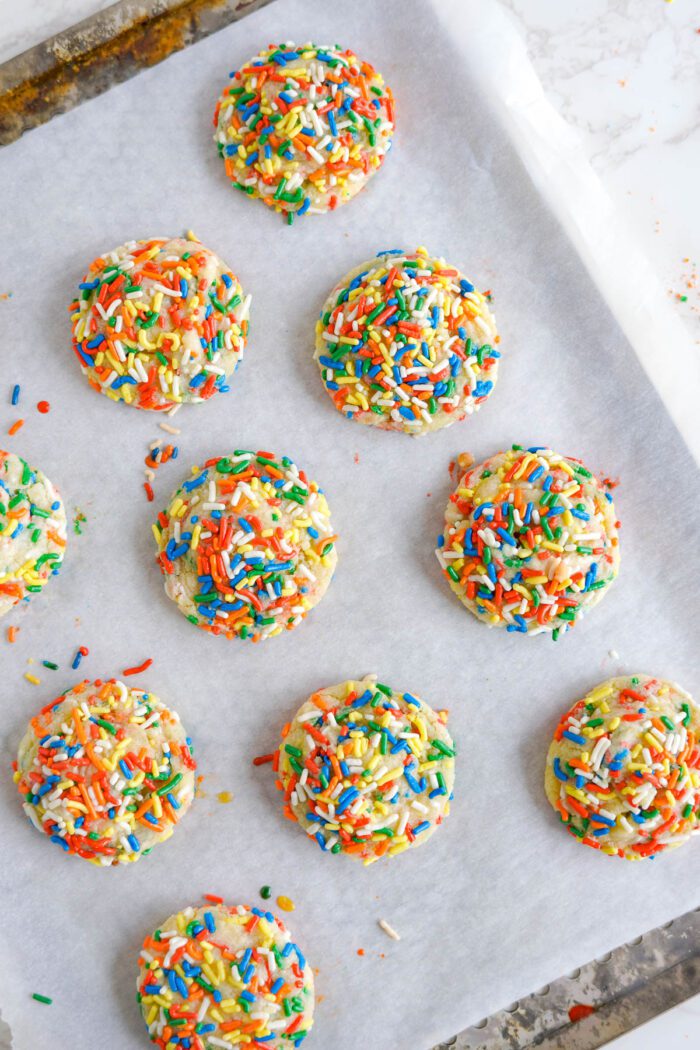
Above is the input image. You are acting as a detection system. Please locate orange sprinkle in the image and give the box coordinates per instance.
[6,626,18,643]
[7,419,24,436]
[122,658,153,677]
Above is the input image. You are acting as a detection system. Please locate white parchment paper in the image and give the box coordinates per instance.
[0,2,698,1048]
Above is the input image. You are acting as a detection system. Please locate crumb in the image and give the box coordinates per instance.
[353,453,360,464]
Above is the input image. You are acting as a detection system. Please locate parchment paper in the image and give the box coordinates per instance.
[0,1,698,1048]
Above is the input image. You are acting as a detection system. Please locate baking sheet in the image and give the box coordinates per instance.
[0,1,698,1049]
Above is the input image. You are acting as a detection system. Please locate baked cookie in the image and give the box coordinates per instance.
[314,248,499,433]
[545,675,700,859]
[214,42,395,220]
[14,678,196,865]
[155,450,337,641]
[0,449,66,617]
[137,903,314,1047]
[70,237,249,411]
[276,675,455,863]
[436,446,620,637]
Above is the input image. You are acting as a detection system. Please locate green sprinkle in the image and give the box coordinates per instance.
[260,885,272,900]
[32,994,52,1005]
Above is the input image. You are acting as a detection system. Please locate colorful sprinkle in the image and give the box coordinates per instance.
[276,895,295,912]
[546,675,700,860]
[260,884,272,900]
[122,657,153,677]
[275,676,455,864]
[137,904,314,1047]
[7,419,24,436]
[36,401,50,414]
[217,791,233,803]
[32,994,53,1005]
[154,451,337,642]
[69,237,250,411]
[14,678,196,865]
[214,43,395,218]
[436,446,620,637]
[315,247,499,433]
[11,384,20,406]
[0,450,66,617]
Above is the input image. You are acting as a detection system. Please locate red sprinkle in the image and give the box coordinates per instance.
[144,482,154,502]
[36,401,50,414]
[203,894,223,904]
[122,658,153,677]
[253,753,275,766]
[568,1004,596,1023]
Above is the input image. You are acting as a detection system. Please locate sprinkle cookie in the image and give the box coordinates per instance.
[14,679,196,865]
[70,237,250,411]
[436,446,620,637]
[154,451,337,641]
[545,675,700,860]
[314,248,499,433]
[214,43,395,220]
[0,449,66,617]
[137,903,314,1047]
[276,676,455,863]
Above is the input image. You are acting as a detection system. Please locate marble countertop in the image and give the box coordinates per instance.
[0,2,697,1047]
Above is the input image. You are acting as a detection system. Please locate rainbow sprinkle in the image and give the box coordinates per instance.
[545,675,700,859]
[436,446,620,637]
[154,451,337,641]
[275,676,455,864]
[137,903,314,1048]
[14,678,196,865]
[214,43,395,219]
[315,247,500,433]
[0,449,66,617]
[69,237,250,411]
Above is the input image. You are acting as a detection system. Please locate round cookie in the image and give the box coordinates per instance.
[214,42,395,219]
[70,237,250,411]
[314,248,499,433]
[0,449,66,617]
[154,450,337,641]
[137,903,314,1048]
[545,675,700,860]
[276,675,455,863]
[14,678,196,865]
[436,445,620,637]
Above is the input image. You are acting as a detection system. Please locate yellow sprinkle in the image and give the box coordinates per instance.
[24,673,40,685]
[276,895,295,912]
[217,792,233,804]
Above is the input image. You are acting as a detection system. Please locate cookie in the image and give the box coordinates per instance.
[14,678,196,865]
[70,237,249,411]
[436,446,620,637]
[214,43,395,220]
[137,903,314,1047]
[0,449,66,617]
[276,675,455,863]
[314,248,499,433]
[545,675,700,859]
[155,450,337,641]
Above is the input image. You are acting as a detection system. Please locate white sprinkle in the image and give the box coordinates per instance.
[378,918,401,941]
[159,422,181,435]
